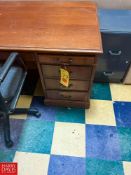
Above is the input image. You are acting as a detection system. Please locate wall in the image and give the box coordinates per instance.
[92,0,131,9]
[1,0,131,9]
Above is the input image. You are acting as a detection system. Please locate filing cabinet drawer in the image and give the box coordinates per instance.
[42,65,92,80]
[45,79,89,91]
[46,90,88,101]
[38,54,95,65]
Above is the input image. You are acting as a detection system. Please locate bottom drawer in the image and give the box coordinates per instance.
[46,90,88,101]
[44,99,90,108]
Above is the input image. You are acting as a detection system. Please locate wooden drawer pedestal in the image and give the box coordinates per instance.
[37,54,96,109]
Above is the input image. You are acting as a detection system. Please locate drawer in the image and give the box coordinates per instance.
[46,90,88,101]
[0,52,35,62]
[44,99,90,108]
[100,33,131,71]
[42,65,92,80]
[38,54,95,65]
[94,71,124,83]
[45,79,89,91]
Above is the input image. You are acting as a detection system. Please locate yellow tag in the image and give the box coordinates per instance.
[60,68,69,87]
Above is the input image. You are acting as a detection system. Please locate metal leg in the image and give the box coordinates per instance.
[12,108,28,114]
[28,108,41,118]
[12,108,41,118]
[3,113,13,148]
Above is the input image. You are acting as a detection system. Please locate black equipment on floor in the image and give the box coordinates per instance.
[0,52,41,148]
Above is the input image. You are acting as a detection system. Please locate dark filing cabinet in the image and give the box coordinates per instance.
[95,9,131,83]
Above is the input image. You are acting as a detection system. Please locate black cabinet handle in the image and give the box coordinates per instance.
[108,50,122,56]
[103,72,114,76]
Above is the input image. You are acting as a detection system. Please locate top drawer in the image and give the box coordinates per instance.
[38,54,95,65]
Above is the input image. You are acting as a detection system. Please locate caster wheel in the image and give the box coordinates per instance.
[6,140,14,148]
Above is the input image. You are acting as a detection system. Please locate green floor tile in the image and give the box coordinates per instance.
[91,83,112,100]
[0,150,15,162]
[86,158,124,175]
[118,127,131,161]
[56,107,85,123]
[18,120,54,154]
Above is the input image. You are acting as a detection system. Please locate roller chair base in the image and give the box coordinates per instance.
[2,113,14,148]
[3,108,41,148]
[0,52,41,148]
[12,108,41,118]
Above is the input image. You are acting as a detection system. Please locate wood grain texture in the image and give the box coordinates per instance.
[44,98,90,108]
[0,1,102,54]
[41,65,92,80]
[38,54,95,65]
[44,79,90,91]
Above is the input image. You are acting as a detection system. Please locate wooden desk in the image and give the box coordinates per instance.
[0,1,102,108]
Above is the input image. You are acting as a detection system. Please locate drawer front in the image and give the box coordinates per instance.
[94,71,124,83]
[46,90,88,101]
[38,54,95,65]
[97,33,131,72]
[44,99,89,108]
[45,79,89,91]
[42,65,92,80]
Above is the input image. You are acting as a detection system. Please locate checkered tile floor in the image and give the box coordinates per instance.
[0,78,131,175]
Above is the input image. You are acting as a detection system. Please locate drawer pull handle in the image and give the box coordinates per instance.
[69,58,73,63]
[109,50,122,56]
[103,72,114,76]
[59,58,73,65]
[60,94,71,98]
[60,58,73,65]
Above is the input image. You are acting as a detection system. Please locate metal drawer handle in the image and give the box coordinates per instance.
[59,58,73,65]
[60,94,71,98]
[109,50,122,56]
[103,72,114,76]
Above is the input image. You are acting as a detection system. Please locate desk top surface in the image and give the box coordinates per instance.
[0,1,102,54]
